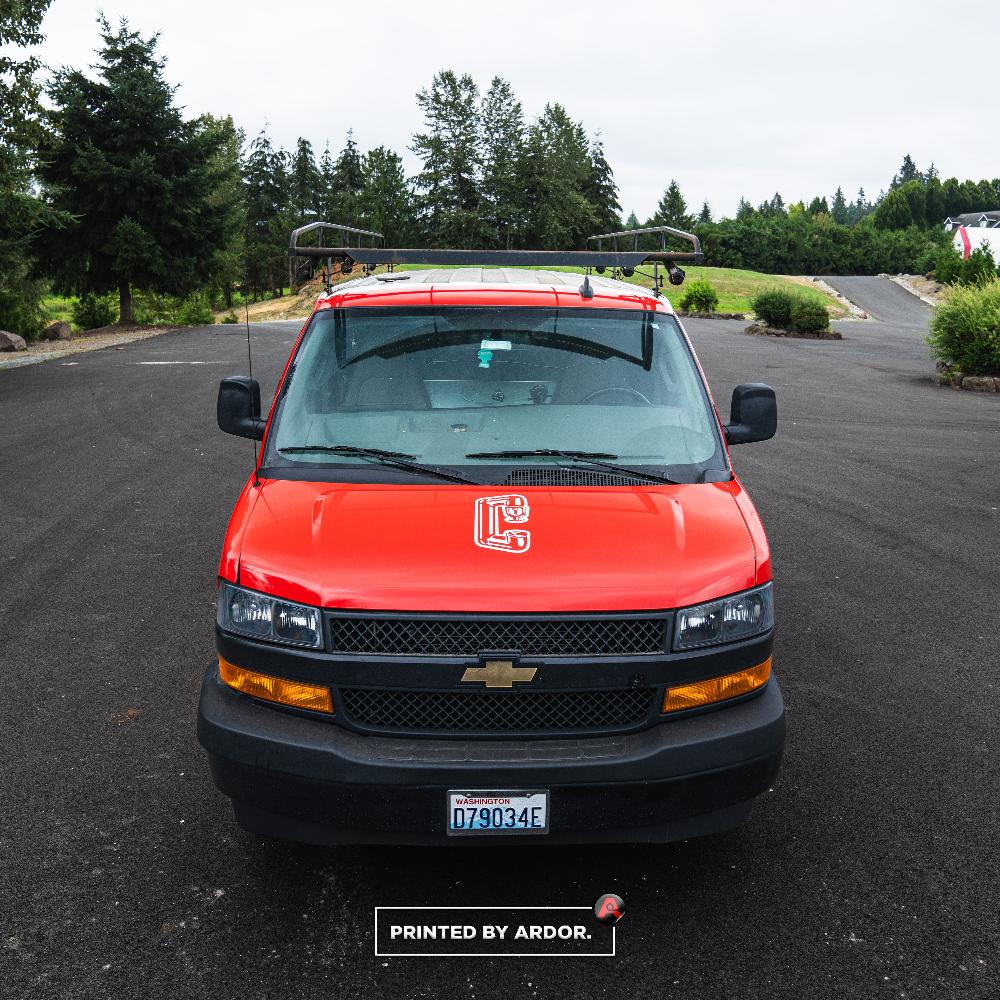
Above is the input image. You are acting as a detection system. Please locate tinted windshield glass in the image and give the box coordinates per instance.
[263,306,725,482]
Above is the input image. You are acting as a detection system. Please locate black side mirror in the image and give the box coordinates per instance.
[724,383,777,445]
[217,376,265,440]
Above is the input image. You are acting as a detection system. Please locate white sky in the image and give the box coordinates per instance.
[24,0,1000,220]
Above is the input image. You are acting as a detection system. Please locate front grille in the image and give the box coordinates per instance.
[329,615,668,657]
[340,687,656,735]
[504,467,653,488]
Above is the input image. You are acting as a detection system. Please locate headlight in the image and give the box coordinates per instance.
[674,583,773,650]
[217,583,323,649]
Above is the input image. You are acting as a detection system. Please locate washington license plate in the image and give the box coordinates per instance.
[447,790,549,835]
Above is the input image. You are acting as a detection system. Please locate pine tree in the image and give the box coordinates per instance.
[891,154,920,188]
[289,137,322,221]
[831,186,849,225]
[872,188,913,230]
[736,198,755,221]
[331,130,365,226]
[0,0,65,337]
[358,145,415,246]
[318,141,336,220]
[521,103,595,249]
[243,129,289,298]
[697,201,712,224]
[650,180,693,229]
[625,211,641,229]
[479,76,525,248]
[41,16,227,322]
[411,70,483,247]
[849,187,869,223]
[584,135,621,236]
[807,196,829,216]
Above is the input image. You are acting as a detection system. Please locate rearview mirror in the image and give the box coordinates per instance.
[724,383,776,445]
[217,376,265,440]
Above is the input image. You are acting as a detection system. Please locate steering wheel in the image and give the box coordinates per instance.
[580,386,653,405]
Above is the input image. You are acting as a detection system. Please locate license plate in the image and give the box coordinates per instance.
[447,790,549,835]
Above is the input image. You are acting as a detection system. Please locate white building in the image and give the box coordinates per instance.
[943,210,1000,231]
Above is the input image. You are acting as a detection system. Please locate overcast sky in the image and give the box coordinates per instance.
[24,0,1000,220]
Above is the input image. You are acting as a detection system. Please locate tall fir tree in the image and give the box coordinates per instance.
[243,129,289,297]
[411,70,483,247]
[697,201,712,225]
[584,135,621,236]
[830,186,849,225]
[331,130,365,226]
[625,211,641,229]
[41,16,227,322]
[479,76,525,248]
[357,145,415,246]
[317,141,336,220]
[521,103,595,250]
[650,179,693,230]
[289,137,322,221]
[0,0,65,337]
[198,114,245,308]
[892,154,920,188]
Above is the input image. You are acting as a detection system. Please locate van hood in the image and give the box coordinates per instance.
[232,479,758,613]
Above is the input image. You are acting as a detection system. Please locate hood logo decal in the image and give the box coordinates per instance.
[474,494,531,554]
[461,660,537,688]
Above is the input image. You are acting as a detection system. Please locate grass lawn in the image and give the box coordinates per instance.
[41,294,77,329]
[385,263,846,317]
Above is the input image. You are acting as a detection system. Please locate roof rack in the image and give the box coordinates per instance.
[288,222,704,285]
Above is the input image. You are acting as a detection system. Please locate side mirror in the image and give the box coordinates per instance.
[217,376,265,440]
[724,383,776,445]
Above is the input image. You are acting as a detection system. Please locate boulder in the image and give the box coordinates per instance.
[961,376,997,393]
[0,330,27,352]
[40,321,72,342]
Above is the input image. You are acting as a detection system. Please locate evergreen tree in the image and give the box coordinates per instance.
[479,76,525,248]
[807,196,829,216]
[736,198,755,221]
[892,153,920,188]
[411,70,483,247]
[331,130,365,226]
[650,179,693,229]
[625,211,641,229]
[243,129,289,298]
[872,188,913,230]
[317,141,336,220]
[697,201,712,224]
[521,103,595,249]
[849,187,869,224]
[831,186,849,225]
[289,137,322,221]
[584,135,621,236]
[0,0,65,337]
[358,145,415,246]
[41,16,228,322]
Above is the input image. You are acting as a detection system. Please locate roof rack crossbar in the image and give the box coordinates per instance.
[287,222,704,270]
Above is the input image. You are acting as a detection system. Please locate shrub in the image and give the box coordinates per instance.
[132,290,176,325]
[175,293,214,326]
[0,283,44,341]
[934,245,962,284]
[927,278,1000,375]
[72,293,117,330]
[750,288,794,328]
[789,297,830,334]
[220,311,240,324]
[960,245,998,286]
[679,279,720,313]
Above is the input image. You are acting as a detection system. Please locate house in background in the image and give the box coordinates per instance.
[943,210,1000,231]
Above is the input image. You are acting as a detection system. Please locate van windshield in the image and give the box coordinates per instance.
[262,305,726,483]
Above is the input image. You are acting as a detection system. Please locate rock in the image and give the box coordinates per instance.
[40,321,71,342]
[0,330,27,352]
[962,376,996,392]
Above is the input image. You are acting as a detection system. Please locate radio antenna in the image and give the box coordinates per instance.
[243,282,259,480]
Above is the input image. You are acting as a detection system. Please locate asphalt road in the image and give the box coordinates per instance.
[2,288,999,1000]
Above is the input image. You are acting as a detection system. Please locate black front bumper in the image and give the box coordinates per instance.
[197,662,785,845]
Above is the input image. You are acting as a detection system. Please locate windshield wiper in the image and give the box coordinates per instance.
[278,445,481,485]
[464,449,682,485]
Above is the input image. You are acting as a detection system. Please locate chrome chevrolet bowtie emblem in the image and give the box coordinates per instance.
[460,659,537,688]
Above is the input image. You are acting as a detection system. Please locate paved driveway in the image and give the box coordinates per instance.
[823,274,933,327]
[1,301,998,999]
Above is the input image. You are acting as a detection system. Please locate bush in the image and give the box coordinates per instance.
[750,288,794,327]
[789,297,830,334]
[175,293,214,326]
[960,245,998,286]
[927,278,1000,375]
[934,245,962,284]
[679,279,720,313]
[0,283,44,341]
[72,293,117,330]
[220,311,240,324]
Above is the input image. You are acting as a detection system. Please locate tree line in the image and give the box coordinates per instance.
[3,4,999,338]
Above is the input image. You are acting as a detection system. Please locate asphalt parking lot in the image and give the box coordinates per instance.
[2,279,998,999]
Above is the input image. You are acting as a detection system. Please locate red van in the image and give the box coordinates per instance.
[197,225,784,844]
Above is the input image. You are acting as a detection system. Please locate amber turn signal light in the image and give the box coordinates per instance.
[219,656,333,713]
[662,657,771,714]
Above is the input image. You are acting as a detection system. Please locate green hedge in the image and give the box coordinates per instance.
[750,288,794,327]
[928,278,1000,374]
[789,297,830,333]
[679,279,720,313]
